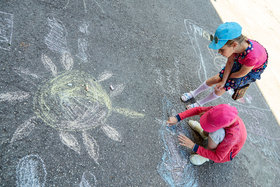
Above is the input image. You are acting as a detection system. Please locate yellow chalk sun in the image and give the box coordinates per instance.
[10,52,144,163]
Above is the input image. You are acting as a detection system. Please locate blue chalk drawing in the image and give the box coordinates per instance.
[16,154,47,187]
[157,97,198,187]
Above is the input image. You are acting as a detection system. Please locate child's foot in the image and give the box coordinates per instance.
[186,103,199,109]
[190,154,209,166]
[181,92,193,102]
[187,120,208,140]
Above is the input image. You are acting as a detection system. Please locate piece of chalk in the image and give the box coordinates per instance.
[110,85,114,90]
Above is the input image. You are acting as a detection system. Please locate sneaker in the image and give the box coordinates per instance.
[186,102,200,110]
[187,120,208,140]
[190,154,209,166]
[181,92,193,102]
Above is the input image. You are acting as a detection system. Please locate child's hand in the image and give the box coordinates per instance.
[178,134,195,149]
[215,82,225,90]
[166,116,178,126]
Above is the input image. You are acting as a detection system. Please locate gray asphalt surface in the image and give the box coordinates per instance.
[1,0,280,186]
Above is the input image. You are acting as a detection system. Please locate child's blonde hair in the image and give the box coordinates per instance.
[226,34,247,46]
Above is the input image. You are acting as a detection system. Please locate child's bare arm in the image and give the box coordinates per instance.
[215,55,235,90]
[220,55,235,83]
[229,65,254,78]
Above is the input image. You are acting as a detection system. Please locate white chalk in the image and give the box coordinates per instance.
[109,85,114,91]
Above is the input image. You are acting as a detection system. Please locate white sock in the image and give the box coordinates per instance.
[197,91,220,106]
[190,81,210,97]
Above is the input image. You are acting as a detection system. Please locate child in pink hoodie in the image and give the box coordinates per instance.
[166,104,247,165]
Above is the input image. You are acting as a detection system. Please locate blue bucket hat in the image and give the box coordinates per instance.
[209,22,242,50]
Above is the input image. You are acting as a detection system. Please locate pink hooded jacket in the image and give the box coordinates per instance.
[177,104,247,163]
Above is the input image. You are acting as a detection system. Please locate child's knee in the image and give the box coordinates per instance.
[206,75,221,85]
[214,88,225,96]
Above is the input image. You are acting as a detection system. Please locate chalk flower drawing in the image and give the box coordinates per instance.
[8,17,144,164]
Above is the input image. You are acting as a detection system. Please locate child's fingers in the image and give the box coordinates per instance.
[166,121,174,126]
[179,142,185,146]
[178,135,184,140]
[178,134,187,139]
[178,137,186,143]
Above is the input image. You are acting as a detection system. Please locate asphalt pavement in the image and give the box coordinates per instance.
[1,0,280,186]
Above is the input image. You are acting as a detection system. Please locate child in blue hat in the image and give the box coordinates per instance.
[181,22,268,108]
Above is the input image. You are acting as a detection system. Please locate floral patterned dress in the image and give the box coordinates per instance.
[219,40,268,91]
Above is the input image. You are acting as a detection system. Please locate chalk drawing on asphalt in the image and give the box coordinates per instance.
[16,154,47,187]
[154,59,183,96]
[156,97,198,187]
[235,106,280,181]
[0,11,13,50]
[79,22,90,34]
[79,171,97,187]
[0,91,30,102]
[11,117,36,143]
[183,19,210,82]
[152,19,279,185]
[10,52,144,163]
[14,67,40,80]
[9,17,144,163]
[63,0,105,14]
[76,38,89,62]
[45,17,69,54]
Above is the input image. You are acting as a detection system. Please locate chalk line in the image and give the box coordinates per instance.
[61,52,73,71]
[44,17,68,53]
[82,131,100,164]
[41,54,57,77]
[101,124,121,142]
[83,0,87,13]
[11,116,36,143]
[16,154,47,187]
[0,11,14,51]
[157,97,198,187]
[0,91,30,102]
[79,22,90,34]
[184,19,209,81]
[113,107,144,118]
[14,67,40,79]
[91,0,105,14]
[80,171,97,187]
[97,71,113,82]
[76,38,88,62]
[59,131,81,154]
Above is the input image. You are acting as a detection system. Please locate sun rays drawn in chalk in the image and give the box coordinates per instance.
[5,15,144,163]
[9,53,144,163]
